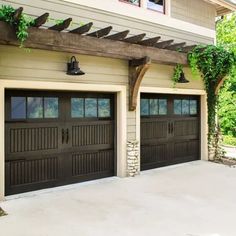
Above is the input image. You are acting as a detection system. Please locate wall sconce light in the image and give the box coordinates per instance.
[67,56,85,76]
[177,72,189,83]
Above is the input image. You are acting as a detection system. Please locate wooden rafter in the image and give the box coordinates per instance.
[105,30,129,40]
[129,56,151,111]
[49,18,72,31]
[87,26,112,38]
[0,21,188,65]
[70,22,93,34]
[123,33,146,44]
[139,36,161,46]
[33,13,49,28]
[13,7,23,22]
[155,40,174,49]
[165,42,186,50]
[182,45,197,53]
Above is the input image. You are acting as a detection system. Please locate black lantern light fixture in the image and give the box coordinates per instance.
[177,71,189,83]
[67,56,85,76]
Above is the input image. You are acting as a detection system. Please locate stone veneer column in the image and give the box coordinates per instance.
[127,140,139,177]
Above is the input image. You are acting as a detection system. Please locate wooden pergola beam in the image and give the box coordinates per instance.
[13,7,23,22]
[33,13,49,28]
[129,56,151,111]
[123,34,146,44]
[182,45,197,53]
[70,22,93,34]
[165,42,186,50]
[139,36,161,46]
[87,26,112,38]
[105,30,129,40]
[49,18,72,31]
[0,21,188,65]
[155,39,174,49]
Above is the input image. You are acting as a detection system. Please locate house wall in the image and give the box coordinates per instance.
[0,0,215,45]
[171,0,216,29]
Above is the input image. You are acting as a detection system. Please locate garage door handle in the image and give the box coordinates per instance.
[62,129,65,144]
[171,123,174,134]
[66,128,69,144]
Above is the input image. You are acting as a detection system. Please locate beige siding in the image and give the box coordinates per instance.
[142,64,205,90]
[171,0,216,30]
[0,0,214,45]
[0,45,135,139]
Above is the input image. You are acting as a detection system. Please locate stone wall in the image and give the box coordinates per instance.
[127,140,139,177]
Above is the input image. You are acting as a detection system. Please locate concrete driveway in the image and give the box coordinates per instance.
[1,161,236,236]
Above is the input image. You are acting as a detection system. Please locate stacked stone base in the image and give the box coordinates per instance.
[127,140,139,177]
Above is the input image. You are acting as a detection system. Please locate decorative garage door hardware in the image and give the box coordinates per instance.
[5,90,115,195]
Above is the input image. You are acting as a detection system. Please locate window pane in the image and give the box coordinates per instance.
[190,100,197,115]
[150,99,158,115]
[27,97,43,118]
[147,0,164,12]
[71,98,84,118]
[159,99,167,115]
[174,99,182,115]
[85,98,97,117]
[182,99,190,115]
[98,99,110,118]
[11,97,26,119]
[44,97,58,118]
[122,0,140,6]
[141,99,149,116]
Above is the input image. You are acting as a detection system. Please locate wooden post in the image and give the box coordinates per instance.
[129,57,151,111]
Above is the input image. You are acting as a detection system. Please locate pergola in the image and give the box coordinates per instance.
[0,7,197,110]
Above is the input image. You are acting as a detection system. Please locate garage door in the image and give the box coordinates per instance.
[141,94,200,170]
[5,90,115,195]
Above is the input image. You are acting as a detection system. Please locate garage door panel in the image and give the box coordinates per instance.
[5,90,115,195]
[71,121,114,147]
[6,124,61,155]
[72,150,114,176]
[141,94,200,170]
[141,120,168,140]
[141,144,168,169]
[5,155,60,194]
[174,119,199,138]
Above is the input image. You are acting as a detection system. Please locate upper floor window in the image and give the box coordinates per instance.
[120,0,165,14]
[120,0,140,6]
[147,0,164,13]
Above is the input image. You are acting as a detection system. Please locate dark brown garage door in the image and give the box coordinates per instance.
[141,94,200,170]
[5,90,115,195]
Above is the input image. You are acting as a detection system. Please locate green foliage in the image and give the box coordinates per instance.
[223,135,236,146]
[172,64,183,86]
[188,45,236,142]
[0,5,34,45]
[217,13,236,138]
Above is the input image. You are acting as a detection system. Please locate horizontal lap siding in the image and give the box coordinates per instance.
[171,0,216,30]
[0,0,214,45]
[142,64,205,90]
[0,45,136,139]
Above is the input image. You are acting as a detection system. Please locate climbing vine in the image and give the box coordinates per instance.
[188,45,236,158]
[172,64,183,86]
[0,5,34,46]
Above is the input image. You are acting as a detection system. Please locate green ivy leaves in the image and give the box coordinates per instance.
[0,5,34,46]
[188,45,236,143]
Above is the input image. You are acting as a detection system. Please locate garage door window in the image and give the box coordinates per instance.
[11,97,26,119]
[174,99,197,115]
[141,98,167,116]
[11,96,59,119]
[71,98,111,118]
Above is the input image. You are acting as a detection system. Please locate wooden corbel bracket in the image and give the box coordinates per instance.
[129,56,151,111]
